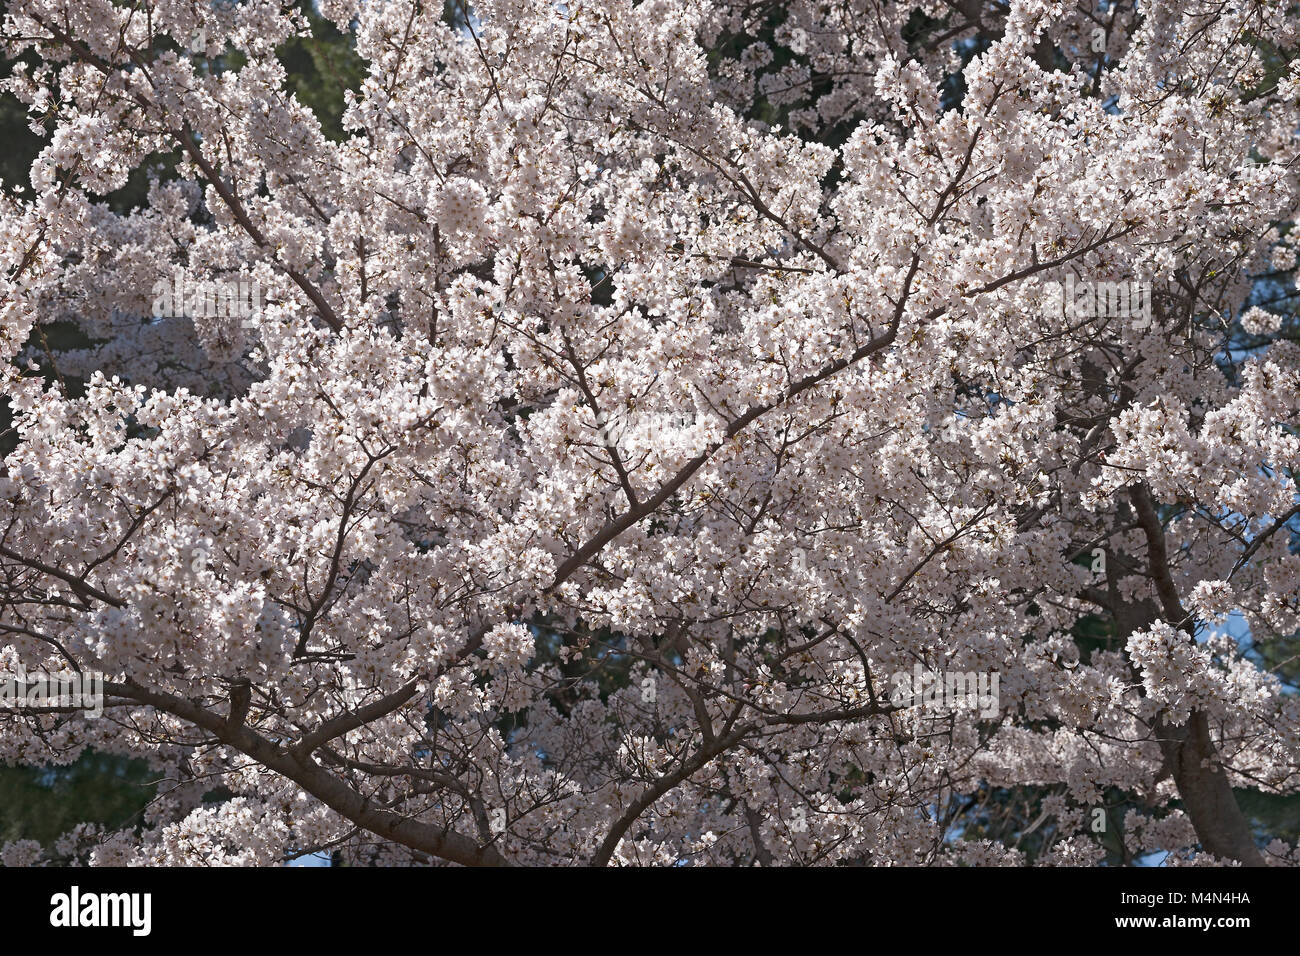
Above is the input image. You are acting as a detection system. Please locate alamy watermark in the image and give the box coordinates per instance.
[593,409,698,453]
[1,666,103,718]
[50,886,150,936]
[1046,275,1152,328]
[152,268,263,326]
[890,664,1000,719]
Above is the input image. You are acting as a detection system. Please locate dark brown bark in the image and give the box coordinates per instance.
[1125,484,1265,866]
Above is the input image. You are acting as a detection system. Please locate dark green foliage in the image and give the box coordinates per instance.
[275,0,366,142]
[0,750,156,850]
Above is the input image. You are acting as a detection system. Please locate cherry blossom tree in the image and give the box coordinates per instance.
[0,0,1297,866]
